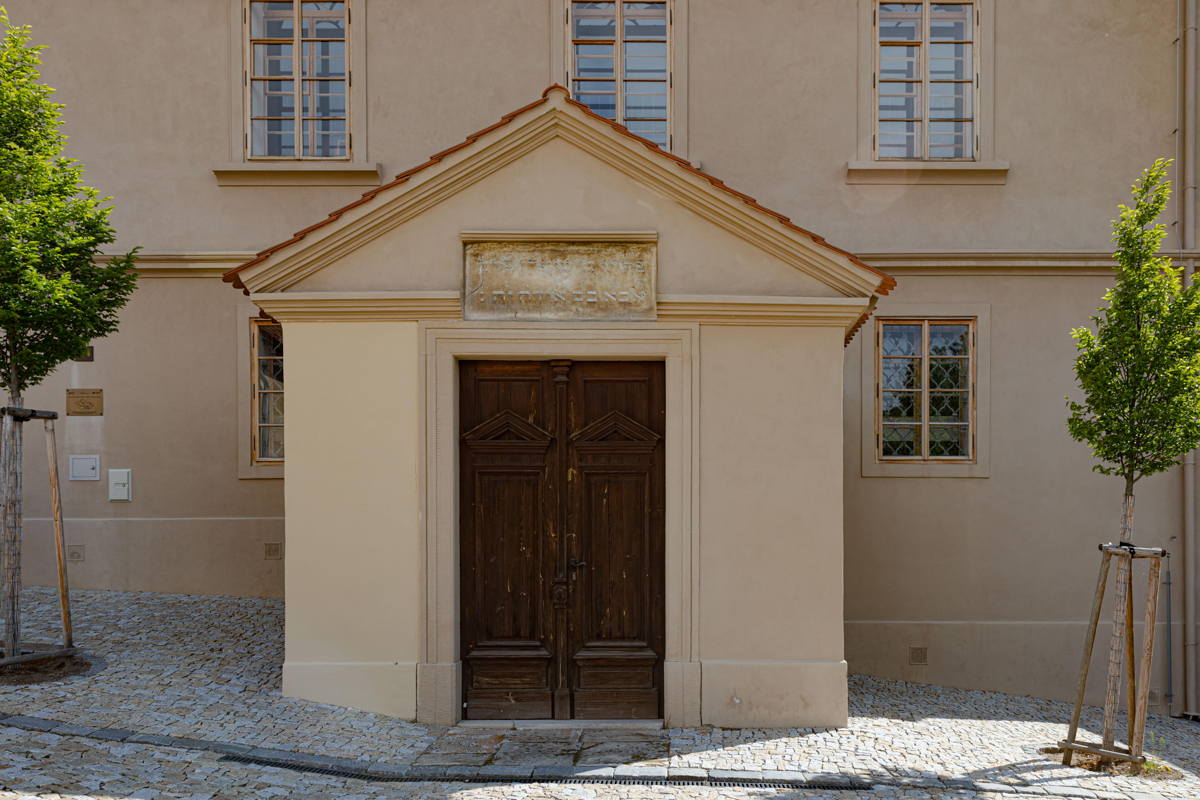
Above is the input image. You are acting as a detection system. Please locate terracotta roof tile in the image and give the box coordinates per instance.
[224,85,895,297]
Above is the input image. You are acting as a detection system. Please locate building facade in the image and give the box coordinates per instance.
[5,0,1197,727]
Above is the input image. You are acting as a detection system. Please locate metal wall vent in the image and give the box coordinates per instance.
[908,645,929,666]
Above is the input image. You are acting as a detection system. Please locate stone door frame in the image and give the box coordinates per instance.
[416,323,700,726]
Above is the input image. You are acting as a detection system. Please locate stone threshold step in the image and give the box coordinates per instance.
[457,719,664,730]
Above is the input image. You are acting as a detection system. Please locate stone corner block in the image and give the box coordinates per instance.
[614,765,668,779]
[760,770,811,783]
[475,764,535,779]
[707,768,751,781]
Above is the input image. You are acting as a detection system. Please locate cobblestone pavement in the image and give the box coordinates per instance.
[0,721,1052,800]
[1,587,1198,800]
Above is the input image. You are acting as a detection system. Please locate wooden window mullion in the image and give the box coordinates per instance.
[616,4,624,126]
[922,0,930,159]
[921,320,929,459]
[292,3,302,159]
[876,322,886,459]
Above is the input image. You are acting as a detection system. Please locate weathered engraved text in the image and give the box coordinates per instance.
[463,241,656,321]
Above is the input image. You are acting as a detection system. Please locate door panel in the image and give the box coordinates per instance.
[567,362,665,718]
[459,360,664,720]
[460,362,557,719]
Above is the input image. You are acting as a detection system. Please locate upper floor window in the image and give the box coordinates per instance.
[568,1,670,149]
[877,319,975,461]
[247,1,349,159]
[875,2,976,160]
[253,321,284,462]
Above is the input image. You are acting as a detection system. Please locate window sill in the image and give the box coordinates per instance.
[862,459,990,478]
[213,162,383,187]
[238,460,283,480]
[845,160,1009,185]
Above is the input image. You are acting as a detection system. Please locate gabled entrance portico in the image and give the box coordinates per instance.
[223,86,894,728]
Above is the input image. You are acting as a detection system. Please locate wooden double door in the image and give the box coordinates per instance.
[459,360,665,719]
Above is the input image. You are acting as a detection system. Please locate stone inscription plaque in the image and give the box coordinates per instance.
[463,240,656,321]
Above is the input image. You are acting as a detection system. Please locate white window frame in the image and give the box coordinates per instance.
[850,0,1003,183]
[227,0,368,165]
[556,0,689,158]
[876,317,976,461]
[872,1,978,161]
[859,303,991,478]
[251,318,285,465]
[237,315,284,479]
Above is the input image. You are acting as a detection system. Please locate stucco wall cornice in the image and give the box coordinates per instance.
[98,252,257,278]
[861,251,1200,276]
[250,290,871,330]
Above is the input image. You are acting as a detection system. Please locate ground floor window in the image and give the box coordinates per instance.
[877,317,975,460]
[252,320,284,462]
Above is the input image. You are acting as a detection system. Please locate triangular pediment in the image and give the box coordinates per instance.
[226,87,893,301]
[462,409,552,450]
[571,411,660,453]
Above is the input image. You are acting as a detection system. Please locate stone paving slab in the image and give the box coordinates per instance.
[0,587,1197,800]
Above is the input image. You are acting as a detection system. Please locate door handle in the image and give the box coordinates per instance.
[568,557,588,570]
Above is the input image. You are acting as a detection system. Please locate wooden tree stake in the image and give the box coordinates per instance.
[0,408,74,667]
[1130,557,1163,761]
[43,420,71,648]
[1060,543,1166,767]
[1063,550,1111,766]
[0,412,15,659]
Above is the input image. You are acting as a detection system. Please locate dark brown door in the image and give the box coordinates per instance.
[459,360,665,719]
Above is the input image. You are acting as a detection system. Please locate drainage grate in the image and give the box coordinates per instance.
[219,754,873,790]
[220,754,383,780]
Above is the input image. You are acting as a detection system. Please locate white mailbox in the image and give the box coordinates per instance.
[68,455,100,481]
[108,468,132,502]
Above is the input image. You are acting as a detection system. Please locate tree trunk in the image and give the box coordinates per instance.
[1121,475,1136,543]
[1,387,23,658]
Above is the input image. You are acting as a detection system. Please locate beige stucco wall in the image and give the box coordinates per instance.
[281,320,422,717]
[0,1,1175,256]
[689,0,1177,252]
[19,276,283,597]
[700,325,847,727]
[843,274,1184,712]
[0,0,1191,718]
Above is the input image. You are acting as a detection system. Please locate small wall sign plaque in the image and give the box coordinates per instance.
[464,240,656,321]
[66,388,103,416]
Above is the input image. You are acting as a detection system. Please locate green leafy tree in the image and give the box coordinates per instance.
[0,9,137,659]
[1068,159,1200,543]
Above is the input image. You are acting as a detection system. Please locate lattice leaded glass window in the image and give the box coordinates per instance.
[253,322,284,462]
[878,319,975,460]
[247,1,349,159]
[569,1,670,149]
[875,2,976,159]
